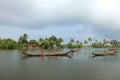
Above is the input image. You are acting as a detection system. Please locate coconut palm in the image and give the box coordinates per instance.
[38,38,45,56]
[88,37,92,42]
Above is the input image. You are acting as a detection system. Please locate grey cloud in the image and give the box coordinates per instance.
[0,0,120,28]
[93,26,120,40]
[0,0,120,40]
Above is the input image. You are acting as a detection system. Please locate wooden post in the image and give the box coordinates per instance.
[56,47,58,55]
[42,47,44,56]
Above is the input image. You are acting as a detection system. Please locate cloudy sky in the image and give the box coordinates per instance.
[0,0,120,42]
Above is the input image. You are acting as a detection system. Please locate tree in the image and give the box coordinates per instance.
[70,38,75,43]
[67,42,74,49]
[49,36,57,44]
[110,40,118,47]
[74,41,83,48]
[0,38,17,49]
[76,40,80,44]
[88,37,92,42]
[56,38,63,52]
[84,40,88,46]
[38,38,45,56]
[22,33,28,42]
[38,38,45,47]
[18,33,28,48]
[29,39,37,44]
[56,38,63,47]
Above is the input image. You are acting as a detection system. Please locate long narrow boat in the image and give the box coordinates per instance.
[109,48,116,50]
[71,49,80,52]
[22,50,73,57]
[92,52,116,56]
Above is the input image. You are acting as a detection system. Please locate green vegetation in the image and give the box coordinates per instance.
[18,33,28,48]
[92,39,120,48]
[0,33,120,49]
[0,38,17,49]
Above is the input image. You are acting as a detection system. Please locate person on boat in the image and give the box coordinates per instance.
[55,48,58,54]
[109,49,116,55]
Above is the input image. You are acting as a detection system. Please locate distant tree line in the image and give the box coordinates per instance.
[0,33,119,49]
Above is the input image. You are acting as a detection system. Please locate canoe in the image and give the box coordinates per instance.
[92,53,108,56]
[71,49,80,52]
[109,48,116,50]
[92,52,116,56]
[22,50,73,57]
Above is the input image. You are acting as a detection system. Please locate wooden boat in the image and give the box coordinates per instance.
[92,52,116,56]
[109,48,116,50]
[71,49,80,52]
[22,50,73,57]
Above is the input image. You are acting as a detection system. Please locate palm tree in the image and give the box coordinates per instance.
[22,33,28,42]
[76,40,80,44]
[84,40,88,47]
[49,36,57,51]
[110,40,118,47]
[56,38,63,52]
[88,37,92,42]
[88,37,92,47]
[70,38,75,43]
[17,33,28,48]
[38,38,45,56]
[29,39,37,44]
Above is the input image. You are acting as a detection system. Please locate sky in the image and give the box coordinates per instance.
[0,0,120,42]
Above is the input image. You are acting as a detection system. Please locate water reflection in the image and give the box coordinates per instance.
[22,55,72,60]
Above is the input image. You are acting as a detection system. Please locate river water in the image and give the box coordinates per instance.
[0,48,120,80]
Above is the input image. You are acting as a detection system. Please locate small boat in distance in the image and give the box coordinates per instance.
[92,48,116,57]
[92,49,116,57]
[109,48,116,50]
[92,52,116,56]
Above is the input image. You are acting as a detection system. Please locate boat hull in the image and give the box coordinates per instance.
[92,52,116,56]
[22,50,75,57]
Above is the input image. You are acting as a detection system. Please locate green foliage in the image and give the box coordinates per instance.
[56,38,63,47]
[92,42,105,48]
[88,37,92,42]
[0,38,17,49]
[84,40,88,45]
[110,40,120,47]
[70,38,75,43]
[74,42,83,48]
[38,36,63,49]
[67,42,74,49]
[1,34,120,49]
[61,44,67,49]
[18,33,28,48]
[29,39,37,44]
[76,40,80,43]
[67,41,83,49]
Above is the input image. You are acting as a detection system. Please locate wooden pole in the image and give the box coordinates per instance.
[56,47,58,55]
[42,47,44,56]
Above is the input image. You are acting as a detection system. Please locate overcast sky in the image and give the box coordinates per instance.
[0,0,120,42]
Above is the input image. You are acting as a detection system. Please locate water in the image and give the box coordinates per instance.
[0,48,120,80]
